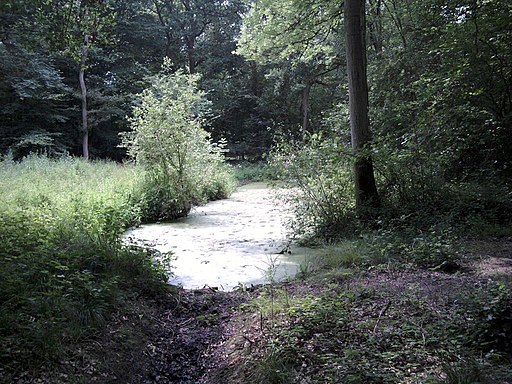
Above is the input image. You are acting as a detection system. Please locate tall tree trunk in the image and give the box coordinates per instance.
[301,80,312,133]
[182,0,196,74]
[344,0,380,210]
[79,40,89,161]
[186,40,196,74]
[79,66,89,160]
[368,0,384,54]
[250,61,261,97]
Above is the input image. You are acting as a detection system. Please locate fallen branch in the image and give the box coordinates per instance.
[373,300,392,334]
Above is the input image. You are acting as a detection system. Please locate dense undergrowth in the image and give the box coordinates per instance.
[268,132,512,261]
[0,154,235,377]
[231,270,512,384]
[228,132,512,383]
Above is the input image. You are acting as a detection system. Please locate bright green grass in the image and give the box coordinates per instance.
[0,156,170,373]
[0,154,237,375]
[0,155,144,222]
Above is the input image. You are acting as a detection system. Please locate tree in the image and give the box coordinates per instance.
[238,0,380,210]
[150,0,243,74]
[344,0,379,210]
[367,0,512,203]
[40,0,116,160]
[120,60,229,219]
[0,0,74,157]
[237,0,342,134]
[0,43,72,157]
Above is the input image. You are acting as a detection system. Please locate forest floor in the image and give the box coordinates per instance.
[9,239,512,384]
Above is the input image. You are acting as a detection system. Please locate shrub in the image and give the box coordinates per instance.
[120,60,235,221]
[473,282,512,354]
[231,161,275,183]
[268,132,356,241]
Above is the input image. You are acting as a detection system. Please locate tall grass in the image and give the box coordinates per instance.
[0,155,170,372]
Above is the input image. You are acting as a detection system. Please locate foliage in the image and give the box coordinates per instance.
[268,132,356,241]
[473,282,512,354]
[372,138,449,210]
[120,61,236,220]
[39,0,117,63]
[0,42,73,157]
[230,161,276,184]
[269,117,512,246]
[0,156,171,372]
[236,0,344,139]
[365,226,459,269]
[368,0,512,180]
[251,0,512,242]
[235,275,512,384]
[237,0,341,65]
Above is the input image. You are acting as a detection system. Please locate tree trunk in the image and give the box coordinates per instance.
[250,62,261,97]
[186,36,196,74]
[344,0,380,210]
[368,0,384,54]
[79,41,89,161]
[301,80,312,133]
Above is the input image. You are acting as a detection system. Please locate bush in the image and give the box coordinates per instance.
[473,282,512,354]
[120,60,235,221]
[364,225,459,268]
[372,137,512,237]
[373,137,449,212]
[268,132,356,241]
[230,161,276,183]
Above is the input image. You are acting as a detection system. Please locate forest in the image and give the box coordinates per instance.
[1,0,511,383]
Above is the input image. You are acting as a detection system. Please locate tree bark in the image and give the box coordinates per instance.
[301,80,312,133]
[368,0,384,54]
[344,0,380,210]
[186,36,196,74]
[79,38,89,160]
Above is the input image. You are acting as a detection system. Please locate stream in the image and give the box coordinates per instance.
[125,182,316,291]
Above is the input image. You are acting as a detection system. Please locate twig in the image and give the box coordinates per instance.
[179,317,195,327]
[373,300,392,334]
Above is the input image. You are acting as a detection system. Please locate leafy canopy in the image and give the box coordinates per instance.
[236,0,341,65]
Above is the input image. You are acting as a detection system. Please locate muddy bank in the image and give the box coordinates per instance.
[8,239,512,384]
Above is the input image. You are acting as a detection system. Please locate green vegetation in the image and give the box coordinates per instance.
[230,162,276,184]
[269,131,512,244]
[0,156,163,370]
[0,153,234,376]
[241,125,512,383]
[1,0,512,382]
[120,62,236,220]
[238,282,512,384]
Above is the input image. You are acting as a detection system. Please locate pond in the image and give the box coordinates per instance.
[124,182,316,291]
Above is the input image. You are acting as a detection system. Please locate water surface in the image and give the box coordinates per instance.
[125,183,313,290]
